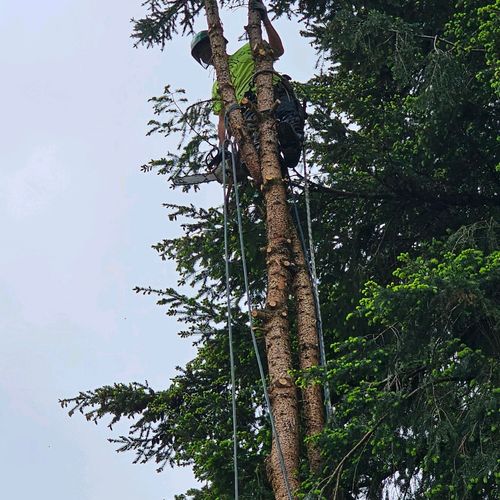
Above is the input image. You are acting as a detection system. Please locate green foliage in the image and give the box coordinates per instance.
[132,0,251,49]
[141,86,219,188]
[61,1,499,498]
[132,0,205,48]
[306,244,499,498]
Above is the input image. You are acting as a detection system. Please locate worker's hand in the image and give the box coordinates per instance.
[250,0,268,20]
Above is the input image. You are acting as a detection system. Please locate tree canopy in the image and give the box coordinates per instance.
[61,1,499,498]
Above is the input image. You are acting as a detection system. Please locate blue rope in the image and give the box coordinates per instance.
[221,146,239,499]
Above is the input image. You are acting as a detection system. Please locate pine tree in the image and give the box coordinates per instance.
[61,1,499,498]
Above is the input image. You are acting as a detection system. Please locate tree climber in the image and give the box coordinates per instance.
[190,0,305,171]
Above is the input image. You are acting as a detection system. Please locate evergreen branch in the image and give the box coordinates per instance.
[319,413,389,498]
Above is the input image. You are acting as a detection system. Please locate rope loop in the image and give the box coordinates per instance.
[252,68,283,84]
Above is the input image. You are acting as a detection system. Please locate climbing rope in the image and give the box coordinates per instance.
[221,99,334,495]
[301,147,333,420]
[221,146,239,500]
[222,104,294,498]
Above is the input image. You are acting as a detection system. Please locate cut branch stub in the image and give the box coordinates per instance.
[275,377,293,389]
[252,308,270,322]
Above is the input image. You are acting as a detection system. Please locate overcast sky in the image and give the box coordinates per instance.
[0,1,315,498]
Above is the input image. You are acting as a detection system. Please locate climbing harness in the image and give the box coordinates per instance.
[246,70,306,169]
[171,72,304,188]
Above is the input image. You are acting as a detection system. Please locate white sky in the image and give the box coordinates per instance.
[0,1,315,498]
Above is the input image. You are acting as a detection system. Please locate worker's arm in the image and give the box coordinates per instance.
[263,14,284,58]
[253,1,284,58]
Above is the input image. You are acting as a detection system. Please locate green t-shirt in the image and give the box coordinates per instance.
[212,43,255,115]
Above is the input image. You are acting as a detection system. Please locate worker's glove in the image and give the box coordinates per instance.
[250,0,268,20]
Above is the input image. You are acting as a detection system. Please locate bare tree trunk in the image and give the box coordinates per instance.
[243,12,324,477]
[204,1,325,496]
[245,8,300,498]
[290,224,324,473]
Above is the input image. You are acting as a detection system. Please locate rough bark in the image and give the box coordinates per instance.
[243,2,324,476]
[204,1,325,496]
[245,8,300,498]
[204,0,262,185]
[290,223,324,473]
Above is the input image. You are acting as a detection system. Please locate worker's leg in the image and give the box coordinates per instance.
[274,84,304,168]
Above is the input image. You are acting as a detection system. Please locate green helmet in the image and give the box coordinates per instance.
[191,31,228,67]
[191,30,210,66]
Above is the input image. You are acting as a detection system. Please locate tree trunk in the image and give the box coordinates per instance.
[290,223,324,472]
[204,1,325,496]
[245,8,300,498]
[204,0,262,185]
[244,14,324,477]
